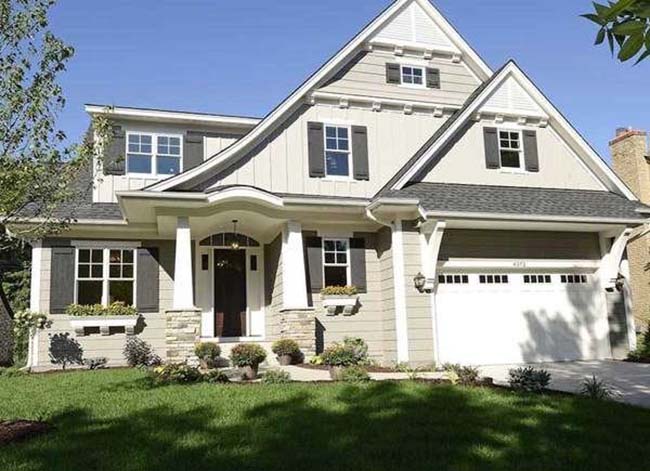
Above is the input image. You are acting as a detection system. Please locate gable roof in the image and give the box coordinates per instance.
[146,0,493,193]
[383,60,637,201]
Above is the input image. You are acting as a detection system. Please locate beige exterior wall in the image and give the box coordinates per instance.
[319,50,480,107]
[421,120,605,191]
[206,104,447,198]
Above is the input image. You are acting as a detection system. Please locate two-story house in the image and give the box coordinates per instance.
[13,0,648,369]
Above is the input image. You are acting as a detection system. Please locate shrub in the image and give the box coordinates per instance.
[508,367,551,393]
[340,365,371,382]
[262,368,292,384]
[194,343,221,362]
[321,337,369,367]
[321,285,358,296]
[309,355,324,365]
[628,323,650,362]
[271,339,301,357]
[123,337,161,367]
[443,363,480,386]
[66,302,137,317]
[230,343,267,367]
[203,369,230,384]
[149,364,203,385]
[580,375,614,400]
[85,357,108,370]
[0,367,26,378]
[343,337,369,364]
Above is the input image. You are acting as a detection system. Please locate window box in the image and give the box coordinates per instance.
[69,315,139,337]
[321,295,359,316]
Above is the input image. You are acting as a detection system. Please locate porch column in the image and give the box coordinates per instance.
[391,220,409,364]
[173,216,195,310]
[26,240,43,368]
[282,221,309,310]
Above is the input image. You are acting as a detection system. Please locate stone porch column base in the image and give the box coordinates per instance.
[165,309,202,365]
[279,308,316,358]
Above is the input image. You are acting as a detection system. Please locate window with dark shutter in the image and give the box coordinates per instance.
[349,237,367,293]
[307,122,325,178]
[483,127,500,169]
[523,130,540,172]
[50,247,75,314]
[351,126,369,181]
[386,63,401,84]
[426,68,441,89]
[304,236,323,292]
[136,247,159,313]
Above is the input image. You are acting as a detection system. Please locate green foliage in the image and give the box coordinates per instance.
[321,338,369,367]
[580,374,615,400]
[340,365,370,382]
[583,0,650,63]
[13,310,50,364]
[123,337,161,368]
[65,302,137,317]
[308,354,324,365]
[443,363,481,386]
[229,343,267,367]
[148,364,203,385]
[202,369,230,384]
[262,368,292,384]
[508,367,551,393]
[0,366,26,378]
[271,339,301,357]
[627,323,650,361]
[194,343,222,362]
[321,285,358,296]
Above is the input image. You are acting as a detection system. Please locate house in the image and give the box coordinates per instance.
[611,128,650,329]
[0,284,14,366]
[11,0,649,369]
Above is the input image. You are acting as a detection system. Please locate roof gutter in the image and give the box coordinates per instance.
[424,209,647,225]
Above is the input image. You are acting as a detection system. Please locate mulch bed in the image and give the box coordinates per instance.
[296,363,398,373]
[0,420,50,446]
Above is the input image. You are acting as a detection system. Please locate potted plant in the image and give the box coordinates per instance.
[271,339,301,366]
[320,285,359,316]
[230,343,267,380]
[194,342,222,370]
[321,342,357,380]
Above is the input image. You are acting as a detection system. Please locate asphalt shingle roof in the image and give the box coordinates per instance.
[384,182,649,221]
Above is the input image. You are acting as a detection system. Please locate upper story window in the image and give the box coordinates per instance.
[324,125,352,178]
[127,133,182,176]
[498,130,523,169]
[323,239,350,287]
[76,248,135,306]
[401,65,425,87]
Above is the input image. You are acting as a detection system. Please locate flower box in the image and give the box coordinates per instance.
[322,295,359,316]
[69,316,139,336]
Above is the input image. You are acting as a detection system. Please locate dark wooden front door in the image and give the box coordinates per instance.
[214,249,247,338]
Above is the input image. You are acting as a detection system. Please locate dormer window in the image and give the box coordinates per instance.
[127,132,183,176]
[401,65,425,87]
[498,130,523,169]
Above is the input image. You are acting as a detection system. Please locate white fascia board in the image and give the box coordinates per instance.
[148,0,492,193]
[424,209,644,225]
[366,197,420,211]
[85,105,260,128]
[311,91,460,112]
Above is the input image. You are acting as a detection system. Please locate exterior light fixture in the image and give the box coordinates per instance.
[414,272,427,293]
[230,219,240,250]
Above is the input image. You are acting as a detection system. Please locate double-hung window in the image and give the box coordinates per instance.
[401,65,424,87]
[324,126,351,178]
[76,248,136,306]
[323,239,350,287]
[127,133,182,176]
[498,130,524,169]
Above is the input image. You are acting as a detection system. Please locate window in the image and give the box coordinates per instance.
[324,126,351,178]
[479,274,509,284]
[401,65,424,86]
[127,133,182,176]
[561,274,588,284]
[323,239,349,287]
[498,130,523,169]
[76,248,136,306]
[524,274,552,284]
[438,274,469,285]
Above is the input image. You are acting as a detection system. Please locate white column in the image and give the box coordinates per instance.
[173,216,195,310]
[392,220,409,364]
[27,241,43,368]
[598,228,632,289]
[281,221,309,310]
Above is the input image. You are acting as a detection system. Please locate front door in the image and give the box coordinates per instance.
[214,249,247,338]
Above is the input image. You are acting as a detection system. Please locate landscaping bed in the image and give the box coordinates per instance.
[297,363,398,373]
[0,421,49,446]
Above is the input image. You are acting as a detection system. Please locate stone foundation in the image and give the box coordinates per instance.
[278,309,316,357]
[165,309,201,365]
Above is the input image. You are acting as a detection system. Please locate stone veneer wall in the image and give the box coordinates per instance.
[165,309,201,365]
[278,309,316,358]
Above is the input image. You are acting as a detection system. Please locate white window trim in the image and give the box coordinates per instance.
[399,64,426,89]
[125,131,184,178]
[323,124,354,181]
[74,247,137,307]
[497,128,526,173]
[322,238,351,287]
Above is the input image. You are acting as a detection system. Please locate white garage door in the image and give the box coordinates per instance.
[435,271,612,365]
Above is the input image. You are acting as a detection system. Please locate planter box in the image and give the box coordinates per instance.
[321,296,359,316]
[69,316,139,336]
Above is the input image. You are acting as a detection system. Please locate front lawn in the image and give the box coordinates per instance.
[1,369,649,471]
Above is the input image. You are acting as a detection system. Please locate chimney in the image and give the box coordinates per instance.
[610,127,649,203]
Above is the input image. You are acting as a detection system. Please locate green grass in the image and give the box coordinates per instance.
[1,369,649,471]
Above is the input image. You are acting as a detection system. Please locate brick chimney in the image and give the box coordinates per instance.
[610,127,650,204]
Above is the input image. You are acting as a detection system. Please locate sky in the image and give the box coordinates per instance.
[49,0,649,162]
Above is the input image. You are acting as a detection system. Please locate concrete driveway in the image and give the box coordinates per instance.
[480,361,650,408]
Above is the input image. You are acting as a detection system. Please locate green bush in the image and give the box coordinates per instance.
[66,302,138,317]
[321,337,369,367]
[508,367,551,393]
[343,337,369,364]
[340,365,370,382]
[309,355,324,365]
[230,343,267,367]
[0,367,27,378]
[271,339,301,357]
[443,363,480,386]
[194,343,221,362]
[262,368,292,384]
[580,375,614,400]
[148,364,204,385]
[628,324,650,362]
[202,369,230,384]
[123,337,161,367]
[321,285,358,296]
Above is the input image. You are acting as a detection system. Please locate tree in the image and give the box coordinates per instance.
[0,0,110,245]
[583,0,650,63]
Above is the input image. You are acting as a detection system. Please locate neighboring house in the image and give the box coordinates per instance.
[10,0,649,368]
[611,128,650,329]
[0,284,14,366]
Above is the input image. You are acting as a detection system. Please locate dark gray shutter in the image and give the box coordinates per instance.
[349,238,367,293]
[352,126,369,181]
[136,247,160,313]
[104,126,126,175]
[426,68,441,89]
[483,127,500,169]
[50,247,75,314]
[184,132,204,171]
[307,122,325,178]
[523,130,540,173]
[386,63,401,84]
[304,236,323,292]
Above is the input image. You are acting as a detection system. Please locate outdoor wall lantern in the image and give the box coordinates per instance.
[414,272,427,293]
